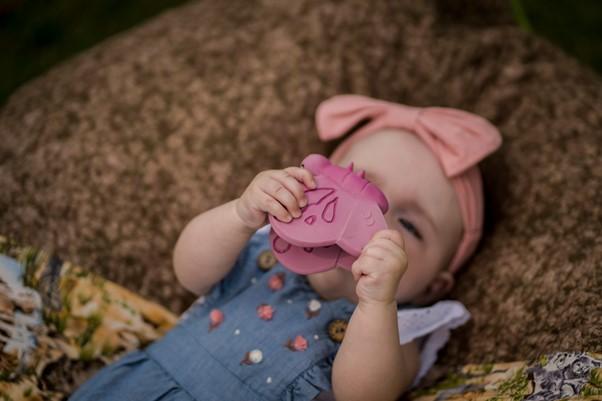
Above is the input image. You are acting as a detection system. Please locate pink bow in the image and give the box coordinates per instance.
[316,95,502,178]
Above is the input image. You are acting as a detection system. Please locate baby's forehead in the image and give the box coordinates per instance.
[337,128,457,205]
[360,133,443,173]
[369,164,458,216]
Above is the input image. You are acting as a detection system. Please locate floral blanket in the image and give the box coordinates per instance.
[408,353,602,401]
[1,236,600,401]
[0,237,176,400]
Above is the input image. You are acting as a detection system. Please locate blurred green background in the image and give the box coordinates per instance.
[1,0,601,106]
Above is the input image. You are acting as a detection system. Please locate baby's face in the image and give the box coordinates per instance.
[331,129,463,304]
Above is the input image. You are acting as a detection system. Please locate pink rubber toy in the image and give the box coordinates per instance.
[268,154,389,275]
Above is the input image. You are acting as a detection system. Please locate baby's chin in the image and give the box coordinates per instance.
[395,282,428,306]
[306,267,356,302]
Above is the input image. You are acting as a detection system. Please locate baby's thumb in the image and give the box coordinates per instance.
[351,259,363,281]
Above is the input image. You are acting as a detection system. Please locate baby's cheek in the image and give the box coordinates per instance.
[395,269,417,303]
[394,255,431,304]
[383,213,397,231]
[395,287,409,304]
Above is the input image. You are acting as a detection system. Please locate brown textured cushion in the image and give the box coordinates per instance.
[0,0,600,372]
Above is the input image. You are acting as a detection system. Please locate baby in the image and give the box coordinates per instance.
[69,95,501,401]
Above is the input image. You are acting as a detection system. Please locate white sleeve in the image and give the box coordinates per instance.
[397,300,471,388]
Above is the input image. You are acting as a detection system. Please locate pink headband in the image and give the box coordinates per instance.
[315,95,502,273]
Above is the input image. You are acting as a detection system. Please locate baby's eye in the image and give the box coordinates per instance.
[398,218,423,241]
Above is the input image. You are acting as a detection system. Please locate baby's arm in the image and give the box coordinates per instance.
[172,199,256,296]
[173,167,315,296]
[332,230,419,401]
[332,302,420,401]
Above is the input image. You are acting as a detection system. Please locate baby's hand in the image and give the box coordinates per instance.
[235,167,316,231]
[352,229,408,305]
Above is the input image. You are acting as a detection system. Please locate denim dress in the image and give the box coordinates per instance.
[70,227,378,401]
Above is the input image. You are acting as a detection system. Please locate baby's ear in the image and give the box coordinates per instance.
[436,270,455,294]
[412,271,455,306]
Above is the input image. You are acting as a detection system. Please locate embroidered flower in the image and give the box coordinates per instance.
[286,335,308,352]
[241,349,263,365]
[209,308,224,331]
[306,299,322,318]
[257,304,275,320]
[268,272,285,291]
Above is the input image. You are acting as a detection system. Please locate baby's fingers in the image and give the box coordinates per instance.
[351,253,381,281]
[274,170,310,210]
[370,229,405,249]
[260,176,302,219]
[284,166,317,191]
[259,190,293,222]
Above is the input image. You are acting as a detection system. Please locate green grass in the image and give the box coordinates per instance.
[0,0,600,106]
[513,0,602,74]
[0,0,190,104]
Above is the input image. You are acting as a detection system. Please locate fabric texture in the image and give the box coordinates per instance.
[69,350,194,401]
[315,94,502,273]
[408,351,602,401]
